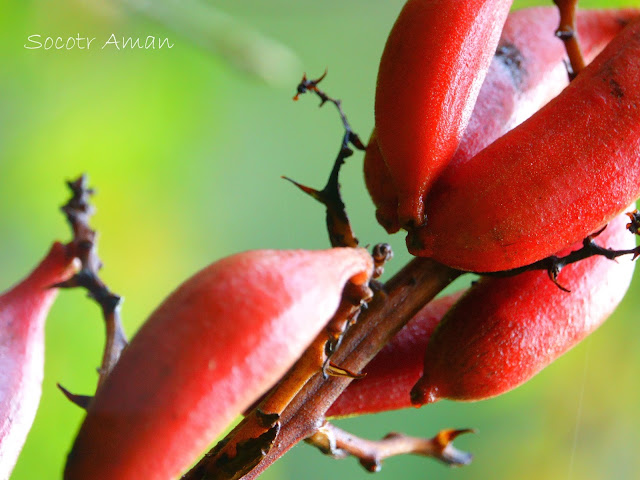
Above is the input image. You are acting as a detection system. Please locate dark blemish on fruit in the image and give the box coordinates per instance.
[609,78,624,98]
[495,43,526,88]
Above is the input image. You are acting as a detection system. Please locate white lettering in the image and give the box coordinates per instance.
[123,37,142,49]
[24,34,42,49]
[158,37,173,49]
[102,33,120,50]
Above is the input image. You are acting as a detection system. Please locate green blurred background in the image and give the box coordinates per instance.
[1,0,639,478]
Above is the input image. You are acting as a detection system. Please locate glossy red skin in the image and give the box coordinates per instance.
[65,248,373,480]
[410,17,640,272]
[367,7,638,234]
[375,0,512,228]
[0,242,74,478]
[411,211,636,405]
[327,291,463,418]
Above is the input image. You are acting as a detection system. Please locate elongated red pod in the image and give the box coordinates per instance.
[327,291,463,418]
[411,211,636,405]
[375,0,512,228]
[366,7,638,233]
[65,248,373,480]
[410,17,640,272]
[0,242,74,478]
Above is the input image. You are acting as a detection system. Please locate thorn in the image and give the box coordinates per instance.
[546,260,571,293]
[588,225,608,240]
[323,362,366,380]
[293,69,328,101]
[57,383,92,410]
[431,428,476,466]
[282,176,323,203]
[548,270,571,293]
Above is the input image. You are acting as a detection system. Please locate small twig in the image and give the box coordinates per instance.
[56,175,128,404]
[293,71,366,152]
[181,76,463,480]
[626,210,640,235]
[282,147,358,248]
[286,71,367,248]
[306,423,474,472]
[483,225,640,291]
[553,0,586,80]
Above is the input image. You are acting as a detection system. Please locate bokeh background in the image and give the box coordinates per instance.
[1,0,639,478]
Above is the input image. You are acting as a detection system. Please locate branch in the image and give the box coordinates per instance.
[553,0,586,80]
[183,257,462,480]
[483,225,640,292]
[293,71,366,152]
[285,72,366,248]
[306,423,474,472]
[56,175,128,405]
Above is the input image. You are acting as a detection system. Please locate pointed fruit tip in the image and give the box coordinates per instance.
[410,377,441,406]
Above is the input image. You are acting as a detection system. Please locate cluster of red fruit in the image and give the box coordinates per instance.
[1,2,639,479]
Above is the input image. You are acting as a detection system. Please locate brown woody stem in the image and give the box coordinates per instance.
[553,0,586,79]
[293,71,366,153]
[57,175,128,400]
[305,423,474,472]
[182,257,461,480]
[285,71,366,248]
[483,225,640,291]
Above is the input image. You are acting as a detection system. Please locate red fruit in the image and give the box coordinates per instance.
[409,16,640,272]
[327,291,463,418]
[367,7,638,234]
[0,242,74,478]
[374,0,512,228]
[410,210,636,405]
[64,248,373,480]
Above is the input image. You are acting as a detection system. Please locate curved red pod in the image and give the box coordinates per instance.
[64,248,373,480]
[0,242,75,478]
[374,0,512,228]
[366,7,639,234]
[411,210,636,405]
[409,16,640,272]
[327,291,463,418]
